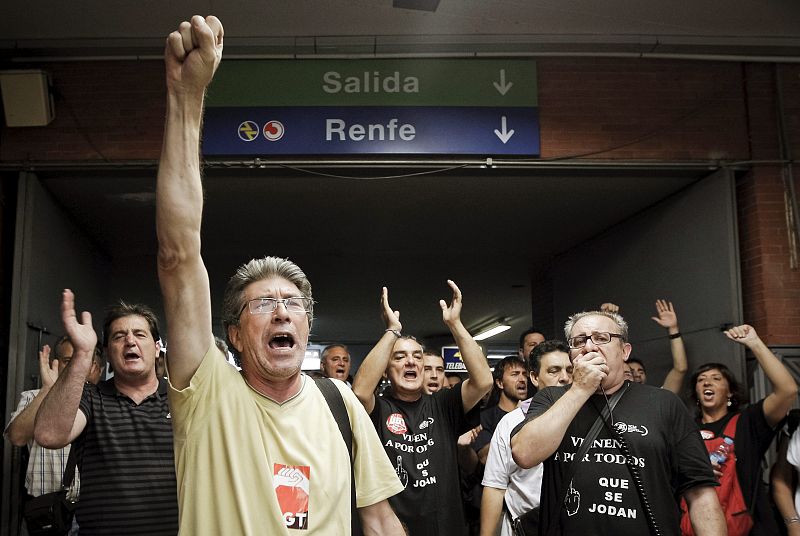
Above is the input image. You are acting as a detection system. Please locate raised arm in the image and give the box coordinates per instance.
[726,324,798,427]
[440,280,492,412]
[652,299,688,394]
[34,290,92,448]
[156,15,223,388]
[511,352,605,468]
[353,287,402,414]
[5,345,60,446]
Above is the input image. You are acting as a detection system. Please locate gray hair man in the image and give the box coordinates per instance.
[510,310,725,535]
[154,15,403,535]
[320,344,352,384]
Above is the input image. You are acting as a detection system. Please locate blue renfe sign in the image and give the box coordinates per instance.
[202,59,539,157]
[203,106,539,155]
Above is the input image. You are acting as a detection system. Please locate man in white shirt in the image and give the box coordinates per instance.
[480,340,572,536]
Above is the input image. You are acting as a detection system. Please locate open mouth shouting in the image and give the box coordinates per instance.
[269,332,296,351]
[404,368,418,381]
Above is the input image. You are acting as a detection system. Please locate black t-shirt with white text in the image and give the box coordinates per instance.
[370,384,469,536]
[512,382,715,536]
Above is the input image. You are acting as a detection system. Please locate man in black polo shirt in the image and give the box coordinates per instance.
[35,290,178,535]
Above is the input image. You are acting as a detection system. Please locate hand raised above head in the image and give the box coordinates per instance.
[724,323,760,347]
[61,289,97,356]
[381,287,402,332]
[439,279,463,325]
[599,302,619,314]
[38,344,59,389]
[164,15,224,96]
[651,299,678,330]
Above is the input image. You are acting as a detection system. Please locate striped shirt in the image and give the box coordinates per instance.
[75,377,178,535]
[5,389,80,499]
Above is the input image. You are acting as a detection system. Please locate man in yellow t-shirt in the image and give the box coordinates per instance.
[156,15,405,535]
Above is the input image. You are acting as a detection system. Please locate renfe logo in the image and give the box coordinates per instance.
[274,464,310,530]
[386,413,408,435]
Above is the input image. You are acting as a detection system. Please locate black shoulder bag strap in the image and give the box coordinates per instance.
[599,406,662,536]
[545,383,628,536]
[61,440,78,494]
[314,377,361,536]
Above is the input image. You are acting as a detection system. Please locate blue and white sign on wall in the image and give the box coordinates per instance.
[202,59,539,157]
[441,346,467,372]
[203,106,539,155]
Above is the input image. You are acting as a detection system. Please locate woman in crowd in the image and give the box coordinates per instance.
[682,324,797,536]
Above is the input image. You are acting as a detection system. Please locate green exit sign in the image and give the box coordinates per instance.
[206,59,537,107]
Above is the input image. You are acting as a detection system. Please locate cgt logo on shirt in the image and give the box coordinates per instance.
[386,413,407,435]
[274,464,310,530]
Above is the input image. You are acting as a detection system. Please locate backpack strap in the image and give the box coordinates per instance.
[719,412,759,516]
[314,377,360,536]
[722,413,740,439]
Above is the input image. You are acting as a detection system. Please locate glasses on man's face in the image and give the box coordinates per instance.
[239,297,313,316]
[568,332,624,349]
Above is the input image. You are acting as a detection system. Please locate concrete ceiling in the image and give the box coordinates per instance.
[2,1,800,61]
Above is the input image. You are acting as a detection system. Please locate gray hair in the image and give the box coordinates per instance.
[564,310,629,342]
[221,256,314,353]
[321,344,349,363]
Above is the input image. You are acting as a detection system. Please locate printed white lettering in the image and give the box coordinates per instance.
[598,477,629,489]
[384,439,415,452]
[326,118,415,142]
[592,438,622,449]
[322,71,420,94]
[593,453,645,467]
[587,503,637,518]
[413,476,437,488]
[283,512,309,528]
[603,491,623,502]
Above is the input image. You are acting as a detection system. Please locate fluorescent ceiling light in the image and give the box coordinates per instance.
[473,323,511,341]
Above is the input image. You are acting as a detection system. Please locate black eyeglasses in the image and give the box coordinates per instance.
[239,297,313,316]
[568,332,624,349]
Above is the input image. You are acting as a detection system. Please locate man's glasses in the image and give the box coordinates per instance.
[239,297,313,316]
[568,332,624,349]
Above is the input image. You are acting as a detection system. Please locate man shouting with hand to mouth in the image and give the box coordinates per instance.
[510,309,725,536]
